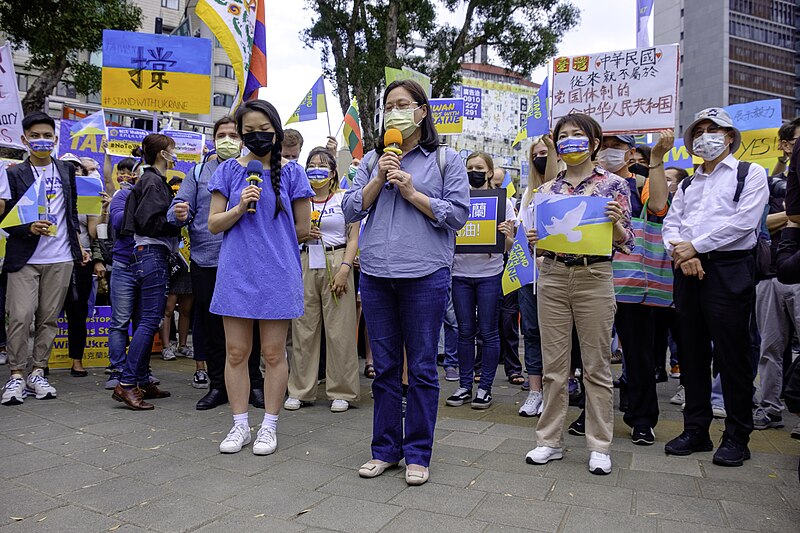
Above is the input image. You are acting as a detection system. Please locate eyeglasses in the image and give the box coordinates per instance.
[383,101,419,113]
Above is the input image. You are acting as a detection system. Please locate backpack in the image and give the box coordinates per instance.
[364,145,448,182]
[681,161,771,278]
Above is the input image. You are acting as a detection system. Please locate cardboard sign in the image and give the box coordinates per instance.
[461,86,482,119]
[456,188,505,254]
[430,98,464,135]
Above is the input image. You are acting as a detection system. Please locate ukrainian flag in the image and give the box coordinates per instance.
[76,176,104,215]
[502,224,537,295]
[501,171,517,199]
[286,76,328,124]
[70,109,107,138]
[513,78,549,147]
[1,181,42,229]
[535,193,613,256]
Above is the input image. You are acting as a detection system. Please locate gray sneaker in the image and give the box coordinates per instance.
[791,422,800,440]
[444,366,459,382]
[670,385,685,405]
[0,350,7,365]
[752,407,783,430]
[105,371,121,390]
[519,390,543,417]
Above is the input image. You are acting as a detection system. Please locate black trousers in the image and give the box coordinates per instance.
[191,262,263,392]
[615,303,659,428]
[499,291,522,376]
[674,255,756,445]
[64,263,95,360]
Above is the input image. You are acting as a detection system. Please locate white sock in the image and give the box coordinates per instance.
[262,412,278,432]
[233,412,249,428]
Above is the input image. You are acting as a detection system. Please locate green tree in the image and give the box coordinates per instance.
[0,0,142,114]
[302,0,579,151]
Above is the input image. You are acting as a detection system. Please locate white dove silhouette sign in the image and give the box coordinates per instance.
[543,201,587,242]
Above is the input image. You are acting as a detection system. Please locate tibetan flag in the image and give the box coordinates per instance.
[502,224,536,295]
[243,0,267,101]
[70,109,107,139]
[76,175,104,215]
[285,76,327,124]
[513,79,549,147]
[0,181,42,229]
[343,98,364,159]
[501,171,516,199]
[535,193,613,256]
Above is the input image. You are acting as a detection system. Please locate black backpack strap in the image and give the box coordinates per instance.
[680,175,693,193]
[734,161,750,203]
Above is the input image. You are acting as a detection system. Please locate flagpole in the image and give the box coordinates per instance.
[333,117,344,139]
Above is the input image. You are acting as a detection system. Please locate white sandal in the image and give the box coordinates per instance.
[405,465,429,486]
[358,460,398,478]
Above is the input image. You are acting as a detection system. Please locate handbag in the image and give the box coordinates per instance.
[612,202,673,307]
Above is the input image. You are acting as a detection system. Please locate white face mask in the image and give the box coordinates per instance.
[693,132,728,161]
[596,148,628,172]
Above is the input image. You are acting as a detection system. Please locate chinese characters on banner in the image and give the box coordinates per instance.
[101,30,212,114]
[551,44,680,134]
[726,98,782,131]
[429,98,464,135]
[461,86,482,119]
[161,129,205,163]
[107,127,148,157]
[456,189,505,254]
[49,307,114,369]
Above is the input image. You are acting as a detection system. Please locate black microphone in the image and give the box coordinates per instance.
[245,160,264,214]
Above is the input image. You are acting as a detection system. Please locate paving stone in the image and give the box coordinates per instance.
[436,417,494,434]
[161,468,259,503]
[658,520,741,533]
[201,446,289,477]
[438,431,506,451]
[540,456,621,486]
[157,436,222,460]
[317,472,408,503]
[424,461,481,488]
[618,468,698,497]
[15,462,116,496]
[2,450,73,477]
[720,500,800,532]
[562,506,656,533]
[471,449,538,475]
[482,423,537,441]
[294,495,402,532]
[0,504,120,533]
[697,478,789,509]
[629,454,703,477]
[62,475,164,514]
[251,458,350,490]
[381,509,487,533]
[389,481,486,518]
[8,424,82,444]
[110,454,205,485]
[430,444,487,466]
[635,490,725,527]
[27,431,107,456]
[0,436,38,457]
[109,427,192,449]
[493,437,536,456]
[1,412,49,432]
[747,451,800,471]
[192,512,305,533]
[284,441,367,464]
[697,461,786,485]
[469,493,567,532]
[469,470,555,500]
[549,479,633,513]
[223,480,329,518]
[0,483,63,523]
[68,443,155,469]
[777,485,800,510]
[115,492,229,533]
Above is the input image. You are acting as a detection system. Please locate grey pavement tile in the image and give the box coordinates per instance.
[294,495,402,533]
[424,461,481,488]
[720,500,800,532]
[777,485,800,510]
[0,504,120,533]
[332,450,376,470]
[158,436,222,460]
[438,431,506,451]
[473,451,541,476]
[0,484,63,523]
[747,452,800,471]
[161,468,259,503]
[317,472,408,504]
[15,462,116,496]
[80,420,153,437]
[8,424,82,444]
[222,481,329,519]
[0,437,38,457]
[192,513,305,533]
[479,526,537,533]
[381,509,487,533]
[0,412,49,432]
[635,490,725,527]
[549,479,633,513]
[697,461,787,486]
[110,454,205,485]
[481,423,537,441]
[295,425,371,446]
[469,494,567,532]
[115,492,230,533]
[284,441,369,465]
[436,417,495,434]
[469,470,555,500]
[27,431,107,456]
[430,444,487,466]
[389,482,486,518]
[562,506,657,533]
[618,468,699,497]
[2,450,73,477]
[493,437,536,457]
[272,415,330,436]
[540,456,621,486]
[201,446,289,477]
[697,479,790,509]
[108,427,193,449]
[251,458,350,490]
[629,453,703,477]
[658,520,744,533]
[62,475,165,514]
[68,443,156,469]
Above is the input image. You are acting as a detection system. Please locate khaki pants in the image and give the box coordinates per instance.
[536,258,616,454]
[6,262,74,373]
[290,249,359,402]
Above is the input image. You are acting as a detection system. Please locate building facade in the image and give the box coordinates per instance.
[655,0,798,132]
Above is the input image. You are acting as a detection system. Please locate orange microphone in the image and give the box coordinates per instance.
[383,128,403,190]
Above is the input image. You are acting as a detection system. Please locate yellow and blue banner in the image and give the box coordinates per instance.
[535,194,613,256]
[101,30,212,115]
[76,176,104,215]
[501,171,517,199]
[0,181,41,229]
[69,109,107,139]
[502,224,536,295]
[513,79,549,147]
[456,189,505,253]
[430,98,464,135]
[107,126,148,157]
[286,76,327,124]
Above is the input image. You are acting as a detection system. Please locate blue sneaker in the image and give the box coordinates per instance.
[105,371,121,390]
[444,366,458,381]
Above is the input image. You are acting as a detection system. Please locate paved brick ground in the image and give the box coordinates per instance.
[1,359,798,532]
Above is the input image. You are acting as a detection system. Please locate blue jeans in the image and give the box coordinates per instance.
[121,246,170,386]
[108,260,139,370]
[452,274,502,392]
[517,284,543,377]
[439,290,458,367]
[361,267,450,468]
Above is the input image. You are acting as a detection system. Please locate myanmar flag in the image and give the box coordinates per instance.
[343,98,364,160]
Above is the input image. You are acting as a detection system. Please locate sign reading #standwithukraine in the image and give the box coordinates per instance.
[430,98,465,135]
[101,30,212,114]
[535,193,613,256]
[456,189,505,254]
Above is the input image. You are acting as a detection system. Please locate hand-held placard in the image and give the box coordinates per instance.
[246,160,264,214]
[383,128,403,190]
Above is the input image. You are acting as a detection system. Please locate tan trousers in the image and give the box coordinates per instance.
[289,249,359,402]
[536,258,616,454]
[6,262,74,373]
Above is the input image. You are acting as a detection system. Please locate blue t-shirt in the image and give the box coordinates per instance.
[208,158,314,319]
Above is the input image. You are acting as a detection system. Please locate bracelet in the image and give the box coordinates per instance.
[341,262,353,270]
[648,161,664,169]
[779,156,789,164]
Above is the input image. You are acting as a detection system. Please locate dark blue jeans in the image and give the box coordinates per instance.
[440,291,458,367]
[361,267,450,468]
[518,284,543,376]
[0,272,6,348]
[452,274,502,392]
[108,260,139,370]
[121,246,170,386]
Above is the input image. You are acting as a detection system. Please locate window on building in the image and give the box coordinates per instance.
[213,93,235,108]
[16,73,29,92]
[161,0,179,9]
[215,64,235,79]
[214,37,223,49]
[54,81,77,99]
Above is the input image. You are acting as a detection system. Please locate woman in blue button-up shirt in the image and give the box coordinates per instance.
[343,80,470,486]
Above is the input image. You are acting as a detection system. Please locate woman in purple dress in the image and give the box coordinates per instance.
[208,100,314,455]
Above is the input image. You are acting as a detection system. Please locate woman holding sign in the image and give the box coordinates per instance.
[445,152,515,410]
[524,113,634,476]
[343,80,470,485]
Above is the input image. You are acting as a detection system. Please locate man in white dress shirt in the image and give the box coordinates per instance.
[662,107,768,467]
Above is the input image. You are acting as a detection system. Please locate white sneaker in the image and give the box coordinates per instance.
[589,451,612,475]
[177,345,193,358]
[670,385,685,405]
[712,405,727,419]
[0,350,7,365]
[519,390,543,417]
[161,345,177,361]
[283,397,301,411]
[252,426,277,455]
[26,369,56,400]
[1,376,26,405]
[525,446,563,465]
[219,424,251,453]
[331,399,349,412]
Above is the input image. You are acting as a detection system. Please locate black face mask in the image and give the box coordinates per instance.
[243,131,275,157]
[467,170,487,188]
[533,156,547,176]
[628,163,649,178]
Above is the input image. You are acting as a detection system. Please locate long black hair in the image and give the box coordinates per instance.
[375,79,439,153]
[235,99,284,218]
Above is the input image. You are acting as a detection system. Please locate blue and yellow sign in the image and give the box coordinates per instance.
[456,189,505,253]
[430,98,464,135]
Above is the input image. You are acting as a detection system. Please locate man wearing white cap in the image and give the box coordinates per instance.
[662,107,768,467]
